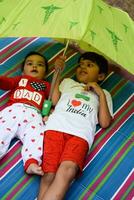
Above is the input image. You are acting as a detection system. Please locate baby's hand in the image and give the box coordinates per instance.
[84,82,104,97]
[54,56,66,72]
[43,116,49,123]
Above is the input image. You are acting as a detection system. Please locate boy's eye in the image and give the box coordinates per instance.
[79,63,94,68]
[87,63,94,67]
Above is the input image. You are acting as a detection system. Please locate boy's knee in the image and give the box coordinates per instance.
[42,172,55,184]
[59,161,79,180]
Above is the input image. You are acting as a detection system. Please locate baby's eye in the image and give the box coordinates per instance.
[37,63,45,67]
[27,62,33,65]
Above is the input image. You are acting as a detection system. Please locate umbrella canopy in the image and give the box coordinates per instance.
[0,0,134,74]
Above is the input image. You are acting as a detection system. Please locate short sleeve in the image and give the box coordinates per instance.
[59,78,71,93]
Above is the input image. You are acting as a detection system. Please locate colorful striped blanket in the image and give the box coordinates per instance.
[0,37,133,200]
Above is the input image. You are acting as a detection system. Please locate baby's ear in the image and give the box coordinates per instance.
[98,73,106,81]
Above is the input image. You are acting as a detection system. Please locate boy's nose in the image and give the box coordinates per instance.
[80,64,86,69]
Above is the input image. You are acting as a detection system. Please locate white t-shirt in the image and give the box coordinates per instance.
[45,78,113,147]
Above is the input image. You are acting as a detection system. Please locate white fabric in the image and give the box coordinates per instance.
[45,78,113,147]
[0,103,45,166]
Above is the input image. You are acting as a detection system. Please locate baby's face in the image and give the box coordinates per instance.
[23,55,46,80]
[76,59,101,84]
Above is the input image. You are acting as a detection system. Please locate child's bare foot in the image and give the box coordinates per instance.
[26,163,44,176]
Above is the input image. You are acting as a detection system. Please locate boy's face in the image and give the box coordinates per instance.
[76,59,104,84]
[23,55,46,80]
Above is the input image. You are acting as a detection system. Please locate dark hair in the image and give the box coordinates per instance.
[21,51,48,72]
[78,52,108,74]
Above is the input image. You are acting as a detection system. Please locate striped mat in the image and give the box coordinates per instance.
[0,37,134,200]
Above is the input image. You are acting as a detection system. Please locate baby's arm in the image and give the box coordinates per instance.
[85,82,112,128]
[0,76,20,90]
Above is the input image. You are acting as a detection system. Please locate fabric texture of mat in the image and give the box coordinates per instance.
[0,37,133,200]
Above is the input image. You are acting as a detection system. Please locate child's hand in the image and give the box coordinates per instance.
[84,82,104,97]
[54,56,66,72]
[43,116,49,123]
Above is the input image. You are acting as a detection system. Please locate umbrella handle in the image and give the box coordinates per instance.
[42,40,69,116]
[63,39,69,56]
[42,69,60,116]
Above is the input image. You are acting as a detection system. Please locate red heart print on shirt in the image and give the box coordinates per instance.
[23,119,28,123]
[71,100,81,107]
[31,139,35,142]
[6,128,11,131]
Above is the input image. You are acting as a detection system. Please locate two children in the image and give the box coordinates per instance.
[38,52,113,200]
[0,50,113,199]
[0,51,64,176]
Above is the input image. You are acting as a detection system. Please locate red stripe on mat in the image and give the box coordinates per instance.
[6,176,31,200]
[83,139,132,199]
[113,171,134,199]
[0,37,38,63]
[0,142,22,176]
[85,97,133,165]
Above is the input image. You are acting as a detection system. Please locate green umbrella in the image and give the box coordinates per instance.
[1,0,134,116]
[0,0,134,74]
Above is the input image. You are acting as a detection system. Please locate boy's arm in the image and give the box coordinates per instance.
[85,82,112,128]
[51,56,66,105]
[98,91,112,128]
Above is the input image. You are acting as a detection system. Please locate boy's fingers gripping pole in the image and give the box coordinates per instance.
[42,40,69,116]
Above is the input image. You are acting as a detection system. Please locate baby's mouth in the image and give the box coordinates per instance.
[31,69,38,73]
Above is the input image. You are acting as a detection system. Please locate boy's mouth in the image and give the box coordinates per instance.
[79,70,87,75]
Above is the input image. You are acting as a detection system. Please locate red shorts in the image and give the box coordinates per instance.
[42,130,89,173]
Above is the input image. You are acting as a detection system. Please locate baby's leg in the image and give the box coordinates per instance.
[20,110,45,175]
[0,106,17,158]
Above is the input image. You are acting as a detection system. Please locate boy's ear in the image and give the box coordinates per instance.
[98,73,106,81]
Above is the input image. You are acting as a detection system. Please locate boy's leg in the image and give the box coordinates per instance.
[37,172,55,200]
[38,130,65,198]
[42,135,88,200]
[42,161,78,200]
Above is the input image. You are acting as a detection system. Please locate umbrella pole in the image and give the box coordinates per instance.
[63,39,69,56]
[42,40,69,116]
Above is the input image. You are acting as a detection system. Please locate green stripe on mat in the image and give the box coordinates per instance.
[1,174,31,199]
[80,133,133,199]
[9,177,35,200]
[0,148,21,170]
[91,102,133,151]
[0,98,9,107]
[0,38,31,60]
[121,181,134,200]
